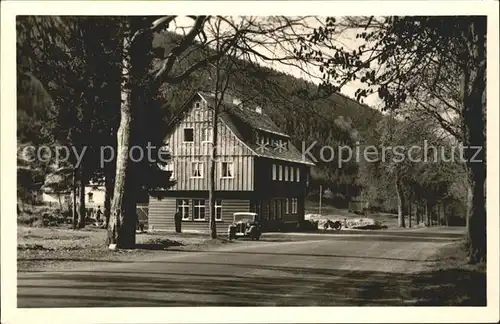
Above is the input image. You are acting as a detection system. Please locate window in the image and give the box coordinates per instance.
[87,192,94,203]
[296,168,300,182]
[284,166,289,181]
[285,198,290,214]
[194,101,201,109]
[193,199,206,221]
[177,199,190,220]
[215,200,222,221]
[183,128,194,142]
[290,167,294,182]
[202,127,213,143]
[278,165,283,181]
[292,198,298,214]
[191,162,203,178]
[221,162,233,178]
[272,164,277,180]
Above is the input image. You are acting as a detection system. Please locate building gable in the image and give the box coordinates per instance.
[164,93,255,191]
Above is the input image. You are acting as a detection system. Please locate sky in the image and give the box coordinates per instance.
[168,16,383,109]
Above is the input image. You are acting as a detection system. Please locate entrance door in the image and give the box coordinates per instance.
[262,200,270,220]
[276,199,283,220]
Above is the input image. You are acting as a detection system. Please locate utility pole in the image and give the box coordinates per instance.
[319,185,322,216]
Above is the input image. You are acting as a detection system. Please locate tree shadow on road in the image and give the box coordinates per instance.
[18,261,485,307]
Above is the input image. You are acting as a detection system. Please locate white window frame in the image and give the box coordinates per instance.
[202,127,213,143]
[193,199,206,221]
[272,164,277,180]
[177,199,190,220]
[221,161,234,178]
[215,200,222,221]
[191,161,203,178]
[296,168,300,182]
[292,198,298,214]
[284,166,289,181]
[290,166,294,182]
[278,165,283,181]
[183,128,194,143]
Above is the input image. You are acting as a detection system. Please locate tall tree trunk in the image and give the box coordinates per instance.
[208,112,218,239]
[107,22,136,248]
[416,203,420,225]
[104,162,115,228]
[436,204,441,226]
[395,176,405,228]
[425,201,431,227]
[444,202,448,227]
[78,169,86,228]
[466,182,472,229]
[209,88,221,239]
[465,164,486,262]
[462,17,486,263]
[408,197,412,228]
[57,194,63,211]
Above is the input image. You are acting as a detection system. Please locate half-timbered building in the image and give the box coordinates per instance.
[148,91,315,233]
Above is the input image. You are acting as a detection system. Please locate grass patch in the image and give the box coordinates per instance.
[17,225,221,272]
[412,241,486,306]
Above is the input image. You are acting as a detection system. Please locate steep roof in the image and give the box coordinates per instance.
[200,92,314,166]
[170,91,314,166]
[199,91,289,137]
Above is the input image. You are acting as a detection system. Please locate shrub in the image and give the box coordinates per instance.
[18,207,69,227]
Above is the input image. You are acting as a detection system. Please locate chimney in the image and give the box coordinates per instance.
[255,106,262,114]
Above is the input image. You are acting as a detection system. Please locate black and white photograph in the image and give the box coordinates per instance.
[1,1,499,323]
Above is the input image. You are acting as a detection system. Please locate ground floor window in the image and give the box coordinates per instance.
[292,198,298,214]
[215,200,222,221]
[176,199,190,220]
[193,199,206,220]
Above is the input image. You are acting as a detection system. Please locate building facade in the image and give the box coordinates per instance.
[148,91,314,233]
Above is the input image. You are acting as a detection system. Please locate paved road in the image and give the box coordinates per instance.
[18,228,463,307]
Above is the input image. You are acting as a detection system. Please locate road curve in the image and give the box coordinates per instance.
[18,229,463,307]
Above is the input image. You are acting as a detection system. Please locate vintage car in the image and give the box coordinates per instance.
[227,212,261,241]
